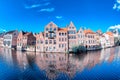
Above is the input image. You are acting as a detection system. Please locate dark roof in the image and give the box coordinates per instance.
[5,30,17,34]
[21,31,27,35]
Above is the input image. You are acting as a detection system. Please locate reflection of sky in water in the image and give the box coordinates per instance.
[0,46,120,80]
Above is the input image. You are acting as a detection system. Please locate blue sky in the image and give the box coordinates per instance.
[0,0,120,33]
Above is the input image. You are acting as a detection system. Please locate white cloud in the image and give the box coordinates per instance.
[117,0,120,4]
[107,25,120,31]
[55,16,63,19]
[113,4,117,9]
[25,2,50,9]
[39,8,54,12]
[113,0,120,11]
[25,4,41,9]
[118,5,120,10]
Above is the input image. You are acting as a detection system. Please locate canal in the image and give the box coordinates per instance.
[0,46,120,80]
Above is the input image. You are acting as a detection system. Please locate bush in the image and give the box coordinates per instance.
[72,45,87,54]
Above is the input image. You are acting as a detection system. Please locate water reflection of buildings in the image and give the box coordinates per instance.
[1,47,120,80]
[0,48,14,66]
[16,51,28,70]
[35,52,70,79]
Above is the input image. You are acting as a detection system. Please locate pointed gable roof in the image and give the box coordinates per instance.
[68,21,77,31]
[20,31,27,35]
[36,32,44,40]
[45,21,58,29]
[69,21,75,27]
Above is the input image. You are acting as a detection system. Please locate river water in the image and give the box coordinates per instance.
[0,46,120,80]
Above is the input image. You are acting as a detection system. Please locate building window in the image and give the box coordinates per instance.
[59,33,61,36]
[68,36,71,39]
[54,33,56,37]
[65,38,67,41]
[54,40,56,44]
[14,33,16,35]
[62,44,64,48]
[49,40,52,44]
[65,33,67,36]
[68,30,76,34]
[45,40,48,44]
[20,43,21,46]
[89,40,90,44]
[93,40,95,43]
[50,33,53,38]
[88,35,90,38]
[73,36,76,39]
[46,33,48,37]
[78,34,80,38]
[53,47,56,50]
[54,28,56,31]
[62,33,64,36]
[62,38,64,41]
[59,44,61,48]
[50,28,52,31]
[41,41,43,44]
[59,38,61,41]
[46,28,49,31]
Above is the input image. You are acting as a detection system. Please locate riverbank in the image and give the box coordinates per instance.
[0,45,118,54]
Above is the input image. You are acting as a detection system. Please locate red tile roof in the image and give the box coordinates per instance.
[58,28,68,32]
[84,29,95,34]
[106,32,113,36]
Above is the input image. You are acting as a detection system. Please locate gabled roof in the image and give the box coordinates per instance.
[77,28,84,33]
[45,21,58,28]
[69,21,75,27]
[58,28,68,32]
[106,32,113,36]
[36,32,44,40]
[5,30,17,34]
[84,29,95,34]
[20,31,27,35]
[24,32,32,36]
